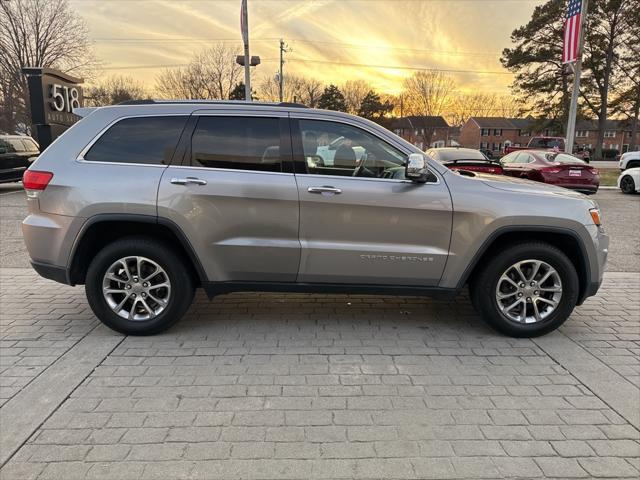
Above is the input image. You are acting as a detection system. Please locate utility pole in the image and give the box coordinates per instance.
[241,0,251,101]
[565,0,589,154]
[278,39,288,102]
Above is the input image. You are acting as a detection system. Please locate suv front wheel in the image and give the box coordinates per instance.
[471,242,579,337]
[85,237,195,335]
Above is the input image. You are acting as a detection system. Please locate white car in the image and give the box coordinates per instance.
[617,167,640,194]
[619,151,640,171]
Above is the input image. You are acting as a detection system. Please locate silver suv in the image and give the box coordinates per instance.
[22,101,608,337]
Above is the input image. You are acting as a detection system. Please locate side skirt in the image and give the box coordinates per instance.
[202,281,460,300]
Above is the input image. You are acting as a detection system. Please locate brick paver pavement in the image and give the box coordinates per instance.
[1,267,638,479]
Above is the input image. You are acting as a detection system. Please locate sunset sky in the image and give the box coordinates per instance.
[71,0,545,95]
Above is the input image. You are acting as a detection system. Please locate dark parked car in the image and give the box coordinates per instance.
[0,135,39,183]
[500,150,599,194]
[427,147,503,175]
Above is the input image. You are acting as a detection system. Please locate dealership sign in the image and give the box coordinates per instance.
[22,67,84,150]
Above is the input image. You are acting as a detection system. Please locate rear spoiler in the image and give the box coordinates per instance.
[73,107,98,118]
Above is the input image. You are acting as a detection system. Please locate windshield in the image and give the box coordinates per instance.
[530,138,565,149]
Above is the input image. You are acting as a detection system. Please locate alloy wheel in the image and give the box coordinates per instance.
[102,256,171,321]
[495,259,562,324]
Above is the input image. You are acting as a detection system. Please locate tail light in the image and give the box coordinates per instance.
[23,170,53,194]
[541,167,561,174]
[589,167,598,174]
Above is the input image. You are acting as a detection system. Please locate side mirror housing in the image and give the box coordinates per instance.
[405,153,429,183]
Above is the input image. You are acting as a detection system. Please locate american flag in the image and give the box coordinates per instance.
[563,0,583,63]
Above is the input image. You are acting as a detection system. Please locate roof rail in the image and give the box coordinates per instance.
[117,99,156,105]
[116,99,309,108]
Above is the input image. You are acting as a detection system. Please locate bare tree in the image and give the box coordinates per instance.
[0,0,97,133]
[402,71,456,144]
[446,93,498,126]
[85,75,147,107]
[257,74,322,106]
[496,95,523,118]
[341,80,372,115]
[155,45,242,100]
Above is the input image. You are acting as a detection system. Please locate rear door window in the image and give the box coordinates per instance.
[84,116,187,165]
[191,116,282,172]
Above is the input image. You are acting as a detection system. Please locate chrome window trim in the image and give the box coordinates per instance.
[295,172,441,185]
[166,165,294,177]
[75,114,190,164]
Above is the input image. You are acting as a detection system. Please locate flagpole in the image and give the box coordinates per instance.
[565,0,588,154]
[241,0,251,101]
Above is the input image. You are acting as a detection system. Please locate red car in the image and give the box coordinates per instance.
[426,147,503,175]
[499,150,599,194]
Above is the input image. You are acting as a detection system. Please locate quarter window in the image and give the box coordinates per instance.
[84,116,186,164]
[191,116,282,172]
[298,119,407,179]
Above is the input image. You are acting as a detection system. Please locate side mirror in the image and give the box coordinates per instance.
[0,147,6,154]
[405,153,429,183]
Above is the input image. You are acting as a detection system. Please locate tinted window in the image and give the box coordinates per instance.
[84,116,187,164]
[191,116,281,172]
[0,139,16,153]
[299,119,406,178]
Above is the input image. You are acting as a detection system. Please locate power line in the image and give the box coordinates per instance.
[91,36,502,58]
[287,58,511,75]
[76,0,541,3]
[289,39,501,57]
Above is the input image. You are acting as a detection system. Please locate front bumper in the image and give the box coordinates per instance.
[577,225,609,305]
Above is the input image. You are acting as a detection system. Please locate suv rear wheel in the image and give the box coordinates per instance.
[471,242,579,337]
[85,237,195,335]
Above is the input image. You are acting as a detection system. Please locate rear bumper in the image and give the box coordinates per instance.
[30,261,72,285]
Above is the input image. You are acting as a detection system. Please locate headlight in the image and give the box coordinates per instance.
[589,208,602,226]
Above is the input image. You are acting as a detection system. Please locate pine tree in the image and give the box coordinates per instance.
[228,82,255,101]
[581,0,632,158]
[317,84,347,112]
[357,91,393,121]
[500,0,571,134]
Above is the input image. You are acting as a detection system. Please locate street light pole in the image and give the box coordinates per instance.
[241,0,251,101]
[279,38,287,102]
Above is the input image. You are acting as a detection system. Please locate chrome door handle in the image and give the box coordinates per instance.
[308,186,342,195]
[171,177,207,186]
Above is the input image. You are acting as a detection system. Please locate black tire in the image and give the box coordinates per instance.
[620,175,636,194]
[85,236,195,335]
[470,242,579,338]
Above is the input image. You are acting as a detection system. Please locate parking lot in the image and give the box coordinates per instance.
[0,184,638,479]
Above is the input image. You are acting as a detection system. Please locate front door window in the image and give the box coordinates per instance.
[299,119,408,180]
